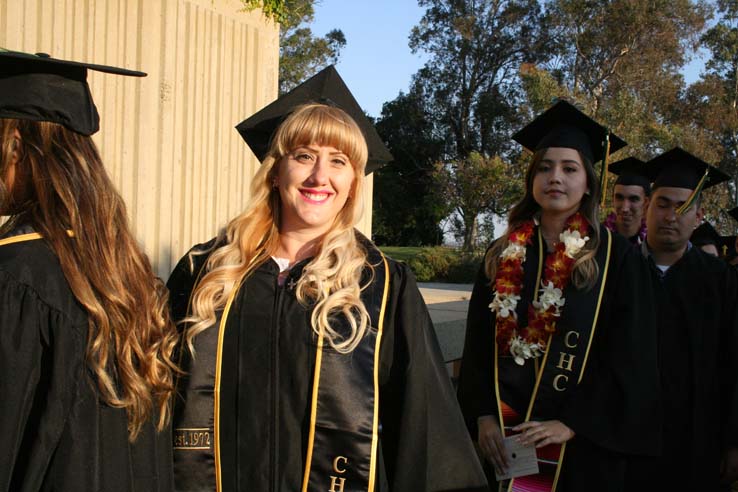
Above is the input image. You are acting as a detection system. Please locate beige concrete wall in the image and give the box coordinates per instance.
[0,0,373,277]
[0,0,278,276]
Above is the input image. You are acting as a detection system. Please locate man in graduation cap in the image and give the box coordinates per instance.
[604,157,650,245]
[168,65,487,492]
[626,147,738,490]
[0,50,176,491]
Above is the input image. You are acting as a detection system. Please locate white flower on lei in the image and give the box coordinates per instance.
[489,292,520,319]
[501,241,526,260]
[532,280,565,315]
[559,229,589,259]
[509,336,544,365]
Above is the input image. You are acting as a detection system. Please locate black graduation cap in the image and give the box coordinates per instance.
[690,222,721,249]
[235,65,393,174]
[0,48,145,136]
[512,100,626,164]
[608,157,651,192]
[645,147,730,215]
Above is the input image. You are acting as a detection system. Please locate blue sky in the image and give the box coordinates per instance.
[312,0,428,118]
[312,1,706,119]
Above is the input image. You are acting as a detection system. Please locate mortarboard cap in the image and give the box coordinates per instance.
[645,147,729,214]
[608,157,651,193]
[512,100,626,164]
[690,222,721,248]
[647,147,729,190]
[0,48,145,136]
[236,65,393,174]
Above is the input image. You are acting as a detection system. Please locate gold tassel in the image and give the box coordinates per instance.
[676,167,710,215]
[599,132,611,206]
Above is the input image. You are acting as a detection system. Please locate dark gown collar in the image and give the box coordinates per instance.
[0,222,35,239]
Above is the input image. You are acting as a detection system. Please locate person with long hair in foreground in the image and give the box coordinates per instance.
[167,67,487,492]
[457,101,661,491]
[0,50,178,491]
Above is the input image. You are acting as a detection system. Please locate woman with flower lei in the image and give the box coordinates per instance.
[457,101,660,492]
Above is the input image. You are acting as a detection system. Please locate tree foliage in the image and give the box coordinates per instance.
[542,0,707,116]
[519,0,718,217]
[240,0,288,23]
[383,0,548,249]
[409,0,550,160]
[435,152,522,249]
[373,90,450,246]
[242,0,346,94]
[277,0,346,93]
[683,0,738,231]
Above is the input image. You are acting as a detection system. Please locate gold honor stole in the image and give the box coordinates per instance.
[0,232,43,247]
[302,250,390,492]
[173,249,391,492]
[0,230,74,247]
[496,229,612,492]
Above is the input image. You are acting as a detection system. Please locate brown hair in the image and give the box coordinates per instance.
[0,118,179,440]
[485,148,601,290]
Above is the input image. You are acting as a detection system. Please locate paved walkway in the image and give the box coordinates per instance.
[418,283,473,363]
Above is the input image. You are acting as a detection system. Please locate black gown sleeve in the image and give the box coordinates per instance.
[378,262,487,492]
[0,271,86,491]
[559,237,662,456]
[456,259,497,437]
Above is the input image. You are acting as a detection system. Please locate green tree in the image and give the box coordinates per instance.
[435,152,522,249]
[405,0,549,248]
[373,90,450,246]
[241,0,346,94]
[278,0,346,93]
[684,0,738,230]
[521,0,714,214]
[542,0,708,118]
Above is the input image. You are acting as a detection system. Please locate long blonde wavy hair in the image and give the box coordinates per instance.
[0,118,179,440]
[486,148,602,291]
[186,103,371,353]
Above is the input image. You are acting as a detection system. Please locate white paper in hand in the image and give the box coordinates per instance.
[494,435,539,481]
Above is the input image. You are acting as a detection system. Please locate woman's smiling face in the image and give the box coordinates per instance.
[276,143,356,235]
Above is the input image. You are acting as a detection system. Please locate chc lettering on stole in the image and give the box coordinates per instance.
[329,456,348,492]
[553,331,579,392]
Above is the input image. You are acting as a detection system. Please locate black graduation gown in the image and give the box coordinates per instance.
[167,237,487,492]
[626,246,738,492]
[0,233,174,492]
[457,225,661,491]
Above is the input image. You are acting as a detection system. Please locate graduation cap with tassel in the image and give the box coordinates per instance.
[643,147,730,215]
[235,65,393,174]
[511,99,627,204]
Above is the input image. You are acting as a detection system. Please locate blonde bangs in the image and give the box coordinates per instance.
[270,103,368,172]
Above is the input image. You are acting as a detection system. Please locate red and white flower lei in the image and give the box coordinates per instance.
[489,212,590,365]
